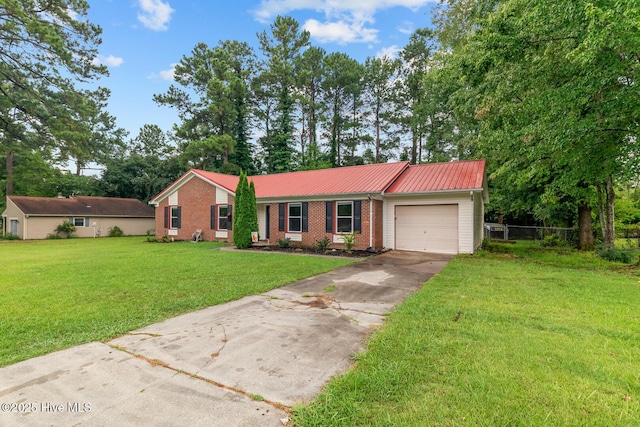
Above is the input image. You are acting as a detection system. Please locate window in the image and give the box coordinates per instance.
[71,217,89,227]
[218,205,229,230]
[288,203,302,232]
[170,206,180,229]
[337,202,353,233]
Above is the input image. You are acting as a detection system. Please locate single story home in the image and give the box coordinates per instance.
[148,159,488,254]
[2,195,155,240]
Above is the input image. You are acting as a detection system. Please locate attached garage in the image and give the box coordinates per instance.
[383,160,488,255]
[395,204,459,254]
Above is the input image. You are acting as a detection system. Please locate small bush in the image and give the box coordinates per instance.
[108,226,124,237]
[54,221,76,239]
[342,232,358,253]
[278,238,291,249]
[145,229,156,243]
[540,234,565,247]
[314,237,331,251]
[46,233,62,240]
[597,247,634,264]
[2,233,19,240]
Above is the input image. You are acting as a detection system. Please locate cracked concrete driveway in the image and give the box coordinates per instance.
[0,251,452,426]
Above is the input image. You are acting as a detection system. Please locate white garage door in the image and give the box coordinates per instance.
[395,204,459,254]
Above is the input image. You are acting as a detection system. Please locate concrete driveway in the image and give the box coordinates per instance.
[0,251,452,426]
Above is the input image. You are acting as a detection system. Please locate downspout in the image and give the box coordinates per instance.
[368,195,373,249]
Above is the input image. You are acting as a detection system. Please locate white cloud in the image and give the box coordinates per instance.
[376,45,400,59]
[398,20,414,35]
[303,19,377,44]
[148,63,177,81]
[253,0,433,44]
[92,54,124,67]
[137,0,174,31]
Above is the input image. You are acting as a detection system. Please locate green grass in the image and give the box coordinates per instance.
[293,243,640,426]
[0,237,354,367]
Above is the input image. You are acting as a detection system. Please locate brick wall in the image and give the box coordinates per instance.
[155,177,234,242]
[266,199,380,251]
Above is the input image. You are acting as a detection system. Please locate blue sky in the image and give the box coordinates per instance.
[85,0,437,140]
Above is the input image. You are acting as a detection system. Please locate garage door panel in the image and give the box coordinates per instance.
[395,205,458,254]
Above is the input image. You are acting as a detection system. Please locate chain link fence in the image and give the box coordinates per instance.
[484,223,573,242]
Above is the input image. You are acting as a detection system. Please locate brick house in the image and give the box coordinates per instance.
[149,160,488,254]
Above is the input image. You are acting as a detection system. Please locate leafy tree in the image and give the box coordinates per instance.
[0,0,118,193]
[257,15,310,173]
[101,154,183,203]
[434,0,640,249]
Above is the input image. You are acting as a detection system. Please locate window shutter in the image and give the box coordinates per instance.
[227,205,233,230]
[278,203,285,231]
[210,205,216,229]
[163,207,168,229]
[176,206,182,229]
[302,202,309,232]
[325,201,333,233]
[85,217,90,227]
[353,200,362,232]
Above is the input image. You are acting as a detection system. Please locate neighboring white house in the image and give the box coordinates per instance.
[2,195,155,240]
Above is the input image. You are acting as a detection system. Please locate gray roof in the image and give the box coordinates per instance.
[8,196,155,217]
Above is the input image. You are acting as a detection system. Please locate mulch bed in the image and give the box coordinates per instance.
[244,245,376,258]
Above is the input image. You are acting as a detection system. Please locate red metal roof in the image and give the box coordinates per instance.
[248,162,409,198]
[151,160,485,203]
[385,159,486,194]
[191,162,410,198]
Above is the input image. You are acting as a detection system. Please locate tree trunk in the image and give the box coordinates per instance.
[578,203,594,251]
[603,175,615,246]
[6,150,13,195]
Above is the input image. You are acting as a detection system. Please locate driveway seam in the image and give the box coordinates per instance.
[106,343,292,414]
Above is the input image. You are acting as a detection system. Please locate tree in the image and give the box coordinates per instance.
[0,0,114,193]
[363,56,402,163]
[257,16,310,173]
[295,46,325,168]
[435,0,640,249]
[131,124,173,158]
[232,172,257,248]
[321,53,362,167]
[154,42,251,173]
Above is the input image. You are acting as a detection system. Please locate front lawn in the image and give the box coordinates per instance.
[293,243,640,426]
[0,237,354,367]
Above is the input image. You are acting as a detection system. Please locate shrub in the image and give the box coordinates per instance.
[314,237,331,252]
[54,221,76,238]
[597,247,634,264]
[46,233,62,240]
[145,229,156,243]
[233,172,258,249]
[342,232,358,253]
[540,234,565,247]
[278,238,291,249]
[108,226,124,237]
[2,233,19,240]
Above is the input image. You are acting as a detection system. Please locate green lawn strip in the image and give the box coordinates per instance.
[293,252,640,426]
[0,237,354,367]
